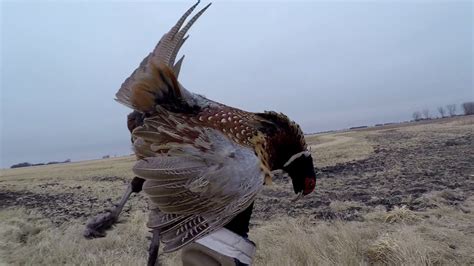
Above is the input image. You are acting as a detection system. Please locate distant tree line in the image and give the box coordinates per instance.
[412,102,473,121]
[10,159,71,169]
[463,102,474,115]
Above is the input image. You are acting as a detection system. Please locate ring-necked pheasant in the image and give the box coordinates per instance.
[115,1,316,253]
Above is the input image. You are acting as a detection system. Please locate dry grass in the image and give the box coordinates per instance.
[383,205,419,224]
[0,156,135,182]
[251,197,474,266]
[306,132,374,168]
[0,157,137,204]
[329,200,366,212]
[2,204,472,265]
[0,208,150,265]
[0,157,152,265]
[366,229,439,265]
[1,116,473,265]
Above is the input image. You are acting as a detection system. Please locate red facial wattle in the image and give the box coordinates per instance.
[303,177,316,195]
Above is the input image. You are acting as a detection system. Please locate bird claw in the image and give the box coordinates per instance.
[83,209,119,239]
[83,228,107,238]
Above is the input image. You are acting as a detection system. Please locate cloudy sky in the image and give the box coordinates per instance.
[1,1,472,168]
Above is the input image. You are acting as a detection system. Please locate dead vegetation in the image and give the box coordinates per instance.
[306,133,374,168]
[1,116,473,265]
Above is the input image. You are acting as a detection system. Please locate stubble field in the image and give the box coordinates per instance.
[1,116,473,265]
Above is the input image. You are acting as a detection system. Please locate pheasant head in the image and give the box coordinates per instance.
[255,111,316,196]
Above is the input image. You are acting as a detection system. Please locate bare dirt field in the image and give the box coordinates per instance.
[1,116,473,265]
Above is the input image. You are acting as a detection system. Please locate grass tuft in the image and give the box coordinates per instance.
[384,205,419,224]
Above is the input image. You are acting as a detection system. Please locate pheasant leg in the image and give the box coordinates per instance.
[83,177,145,238]
[148,228,161,266]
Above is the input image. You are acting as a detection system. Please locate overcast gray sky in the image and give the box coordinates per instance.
[1,1,472,168]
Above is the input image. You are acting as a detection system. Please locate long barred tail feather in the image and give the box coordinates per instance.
[115,1,211,113]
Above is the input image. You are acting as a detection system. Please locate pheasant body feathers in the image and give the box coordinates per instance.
[116,1,315,252]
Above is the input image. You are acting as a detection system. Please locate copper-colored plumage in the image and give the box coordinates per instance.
[115,1,315,252]
[130,64,182,113]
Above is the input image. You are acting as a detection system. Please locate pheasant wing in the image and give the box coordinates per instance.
[132,114,264,252]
